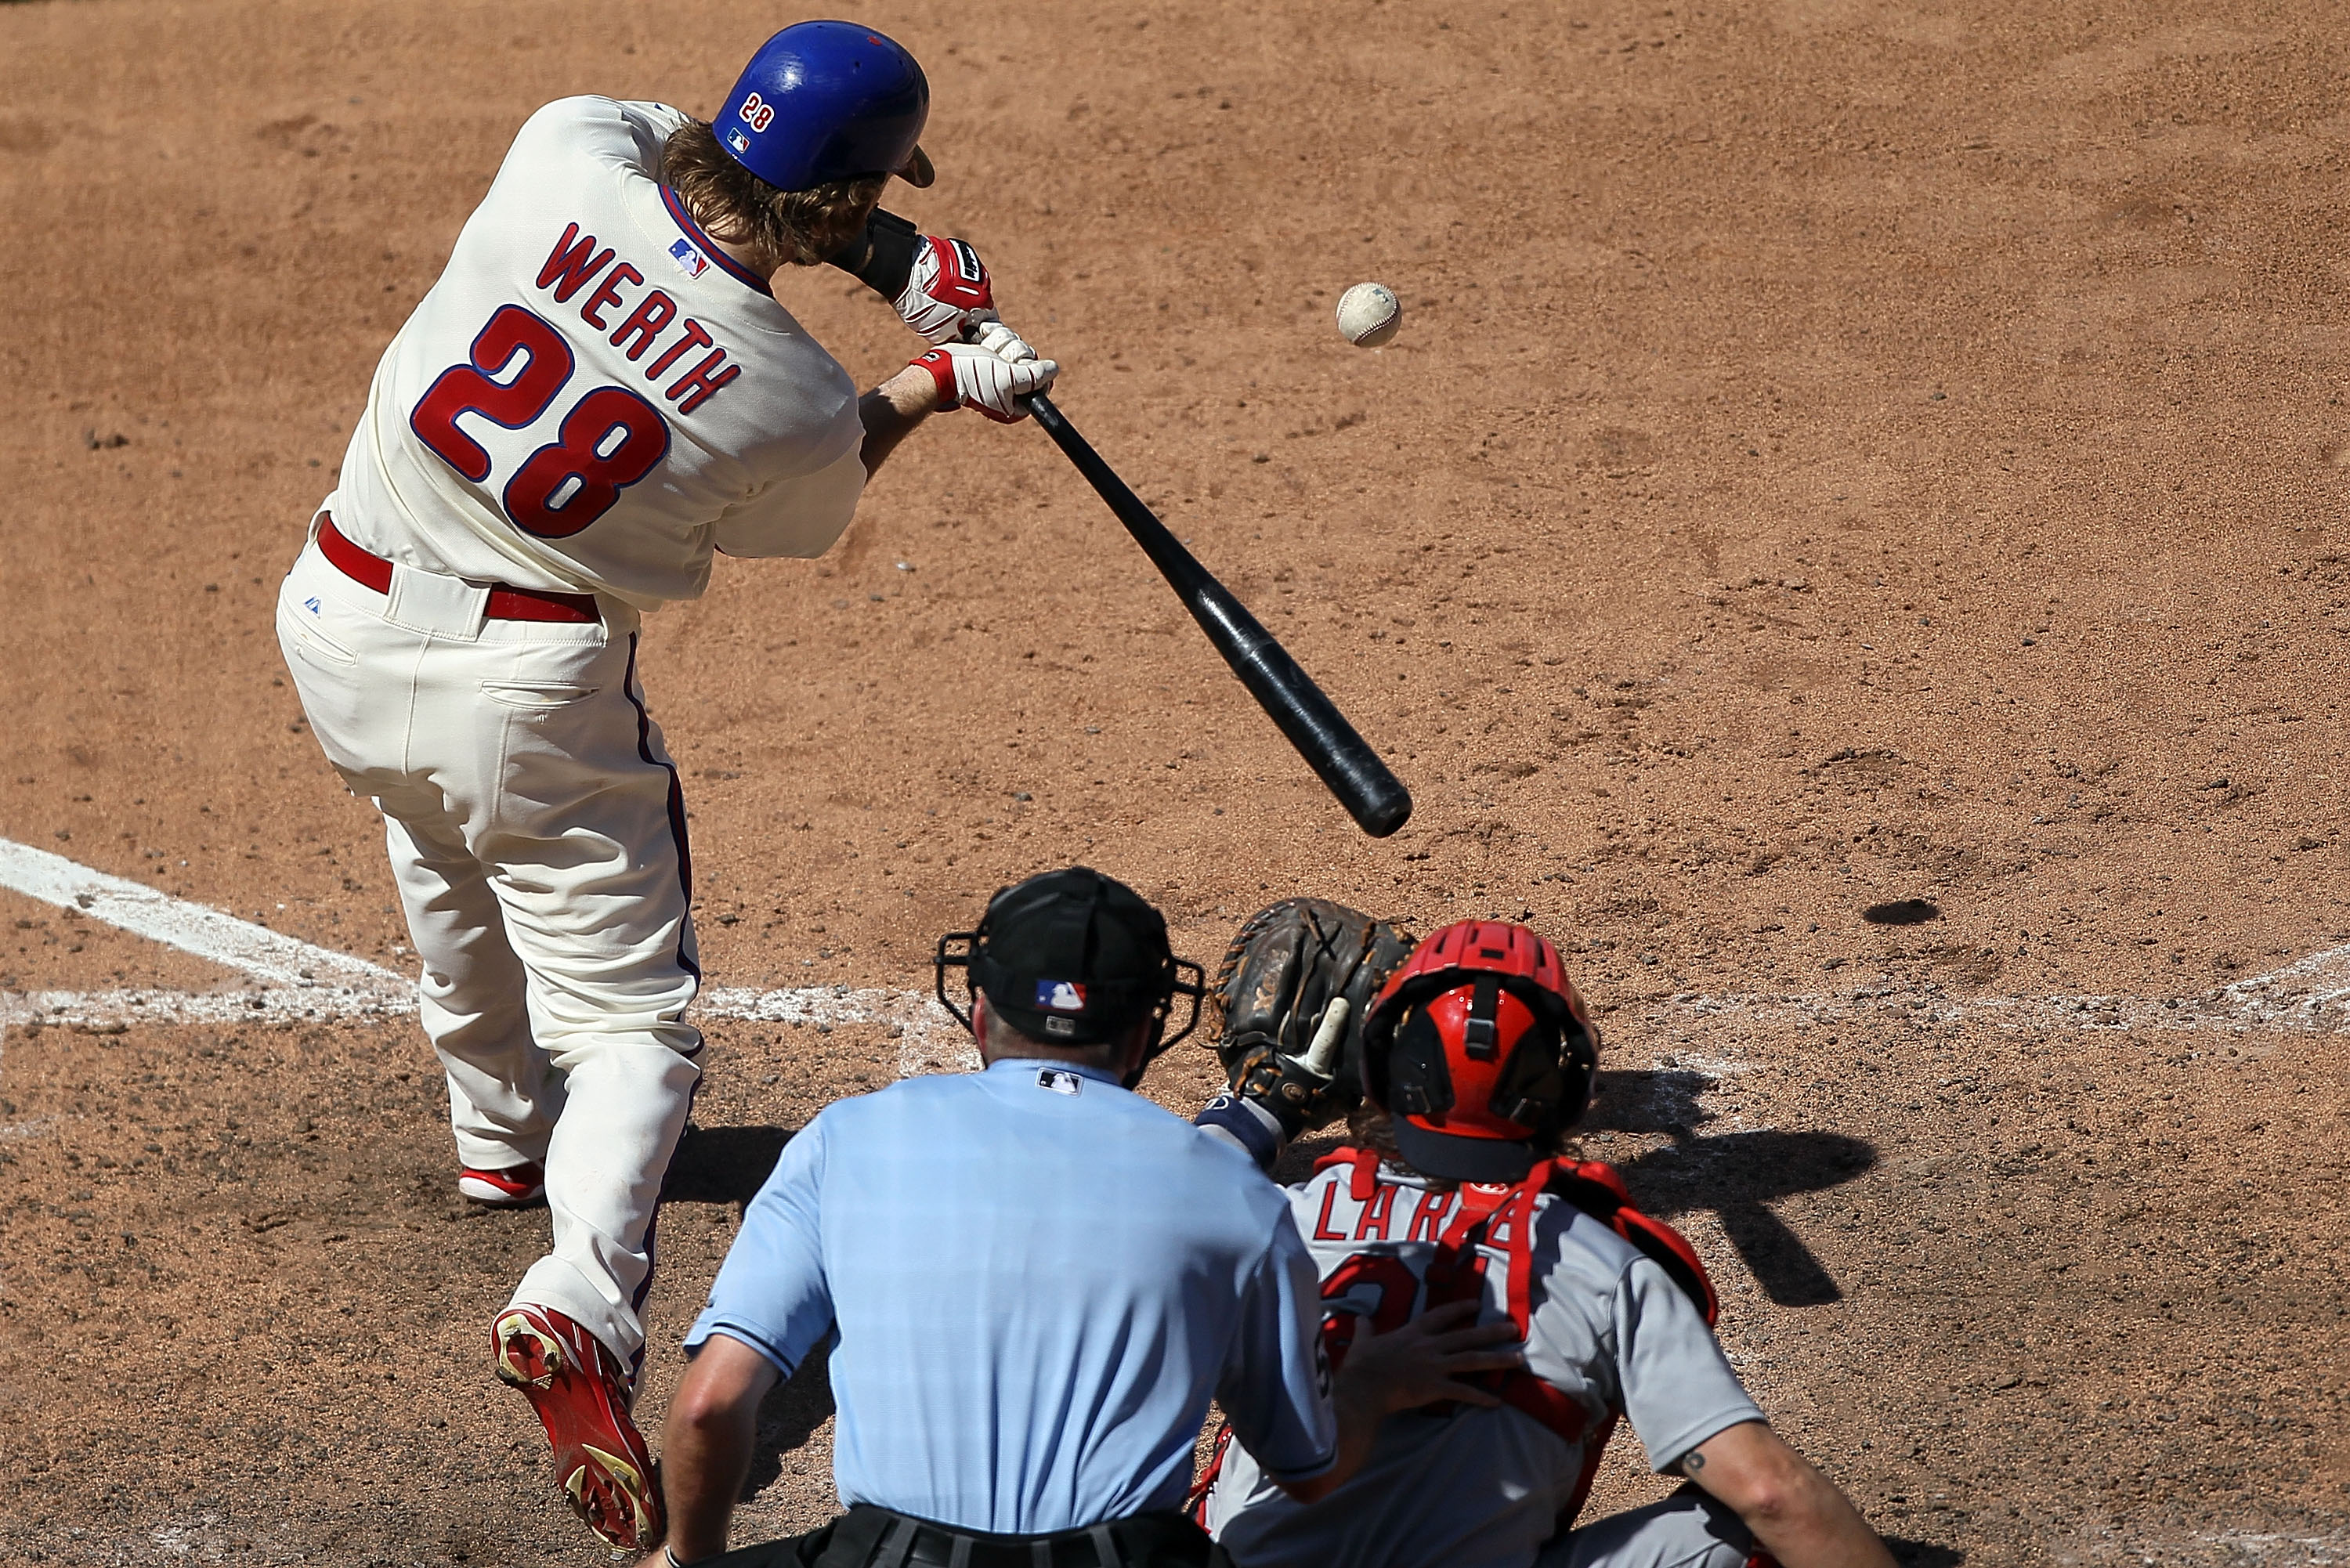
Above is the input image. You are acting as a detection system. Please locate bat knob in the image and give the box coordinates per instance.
[1298,997,1350,1079]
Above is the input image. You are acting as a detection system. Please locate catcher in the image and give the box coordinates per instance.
[1191,903,1896,1568]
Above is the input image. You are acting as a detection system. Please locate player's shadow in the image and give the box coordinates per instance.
[739,1335,837,1501]
[1585,1070,1875,1308]
[662,1122,794,1210]
[1884,1538,1965,1567]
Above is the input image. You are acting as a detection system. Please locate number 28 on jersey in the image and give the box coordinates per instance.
[410,221,747,539]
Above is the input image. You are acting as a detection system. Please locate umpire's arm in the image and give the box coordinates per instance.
[662,1335,783,1560]
[657,1121,840,1562]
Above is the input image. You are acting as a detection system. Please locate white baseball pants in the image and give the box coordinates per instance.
[276,526,701,1370]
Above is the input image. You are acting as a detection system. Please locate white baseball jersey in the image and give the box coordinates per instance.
[327,96,867,612]
[1203,1162,1763,1568]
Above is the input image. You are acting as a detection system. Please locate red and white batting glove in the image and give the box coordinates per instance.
[967,316,1039,364]
[895,236,996,345]
[913,343,1059,424]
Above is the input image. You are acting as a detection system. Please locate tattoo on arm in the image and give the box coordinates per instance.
[1681,1450,1707,1476]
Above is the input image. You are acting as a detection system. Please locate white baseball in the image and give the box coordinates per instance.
[1336,282,1401,348]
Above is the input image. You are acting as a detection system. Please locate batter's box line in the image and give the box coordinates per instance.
[1648,956,2350,1035]
[0,837,2340,1078]
[0,982,976,1075]
[0,833,978,1071]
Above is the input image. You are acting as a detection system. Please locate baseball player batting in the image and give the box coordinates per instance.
[273,23,1051,1552]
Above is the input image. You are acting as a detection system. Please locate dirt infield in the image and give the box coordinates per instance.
[5,0,2349,1563]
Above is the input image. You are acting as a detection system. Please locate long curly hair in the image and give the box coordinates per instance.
[661,118,887,275]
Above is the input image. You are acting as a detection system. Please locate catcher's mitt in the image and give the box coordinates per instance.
[1211,899,1414,1142]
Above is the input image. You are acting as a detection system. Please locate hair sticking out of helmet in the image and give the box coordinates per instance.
[716,21,933,193]
[1360,921,1599,1183]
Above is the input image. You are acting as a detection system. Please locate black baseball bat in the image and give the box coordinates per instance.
[1024,392,1412,838]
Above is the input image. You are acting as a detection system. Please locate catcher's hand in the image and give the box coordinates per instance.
[1212,898,1412,1144]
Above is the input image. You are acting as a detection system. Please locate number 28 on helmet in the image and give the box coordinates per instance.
[1359,920,1600,1183]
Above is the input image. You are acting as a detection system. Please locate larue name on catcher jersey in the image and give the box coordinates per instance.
[327,96,868,612]
[1203,1162,1765,1568]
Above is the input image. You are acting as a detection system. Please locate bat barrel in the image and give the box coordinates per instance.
[1026,394,1413,838]
[1186,586,1414,837]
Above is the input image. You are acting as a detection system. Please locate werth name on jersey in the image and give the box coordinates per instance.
[537,222,742,415]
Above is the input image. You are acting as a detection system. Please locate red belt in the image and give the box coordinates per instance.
[316,515,600,624]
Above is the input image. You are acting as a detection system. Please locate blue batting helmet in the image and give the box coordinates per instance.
[715,21,933,193]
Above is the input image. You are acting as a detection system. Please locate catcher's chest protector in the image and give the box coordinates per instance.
[1191,1153,1725,1542]
[1312,1148,1717,1461]
[1315,1148,1717,1324]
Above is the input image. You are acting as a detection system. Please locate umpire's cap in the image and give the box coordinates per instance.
[935,869,1203,1060]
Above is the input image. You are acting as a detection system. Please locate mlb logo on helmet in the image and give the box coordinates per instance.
[714,21,931,192]
[668,237,710,280]
[1037,979,1087,1012]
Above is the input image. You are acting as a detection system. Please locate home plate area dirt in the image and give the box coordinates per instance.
[4,0,2349,1563]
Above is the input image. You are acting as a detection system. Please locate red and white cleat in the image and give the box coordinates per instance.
[457,1161,545,1207]
[492,1304,663,1551]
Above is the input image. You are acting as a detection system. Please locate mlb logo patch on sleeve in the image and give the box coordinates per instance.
[1036,1068,1083,1097]
[1036,980,1086,1012]
[668,237,710,280]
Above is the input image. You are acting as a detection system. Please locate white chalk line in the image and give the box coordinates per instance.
[2,837,2344,1084]
[701,985,975,1076]
[1655,944,2350,1037]
[0,835,975,1074]
[0,836,399,991]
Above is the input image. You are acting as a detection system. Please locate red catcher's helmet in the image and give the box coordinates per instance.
[1360,920,1599,1183]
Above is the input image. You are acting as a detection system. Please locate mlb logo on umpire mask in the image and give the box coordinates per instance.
[933,868,1206,1081]
[1037,979,1088,1012]
[973,869,1165,1046]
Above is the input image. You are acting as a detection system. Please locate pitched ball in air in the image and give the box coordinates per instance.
[1336,282,1401,348]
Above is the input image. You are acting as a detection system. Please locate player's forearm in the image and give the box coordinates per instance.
[657,1396,760,1560]
[1735,1469,1896,1568]
[1682,1424,1895,1568]
[1194,1093,1286,1173]
[656,1340,778,1562]
[859,365,939,477]
[823,208,921,301]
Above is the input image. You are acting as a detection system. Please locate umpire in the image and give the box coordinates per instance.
[653,868,1520,1567]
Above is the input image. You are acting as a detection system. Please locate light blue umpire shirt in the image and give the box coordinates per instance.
[685,1057,1340,1536]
